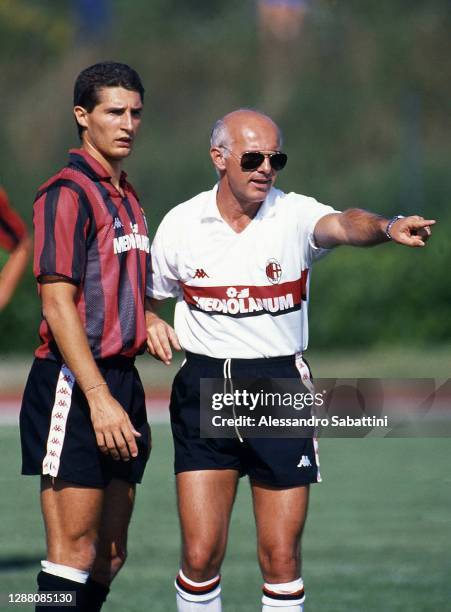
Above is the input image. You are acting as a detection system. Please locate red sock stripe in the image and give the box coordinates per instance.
[262,586,305,601]
[176,574,221,596]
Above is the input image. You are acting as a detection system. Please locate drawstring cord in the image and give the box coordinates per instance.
[223,358,244,443]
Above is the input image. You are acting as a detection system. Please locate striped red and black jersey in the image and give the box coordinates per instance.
[33,149,150,361]
[0,187,27,252]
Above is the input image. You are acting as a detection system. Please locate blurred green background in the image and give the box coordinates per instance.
[1,5,450,610]
[0,0,450,356]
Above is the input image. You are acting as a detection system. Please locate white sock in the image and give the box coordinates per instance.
[175,569,222,611]
[262,577,305,610]
[41,560,89,584]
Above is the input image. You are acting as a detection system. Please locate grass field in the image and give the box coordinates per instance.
[1,424,450,611]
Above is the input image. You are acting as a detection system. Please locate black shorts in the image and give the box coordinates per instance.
[20,357,151,488]
[169,352,321,487]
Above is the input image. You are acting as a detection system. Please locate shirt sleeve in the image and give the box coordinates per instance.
[292,194,339,264]
[0,188,27,252]
[146,214,181,299]
[33,185,91,284]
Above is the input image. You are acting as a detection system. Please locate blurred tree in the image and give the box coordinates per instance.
[0,0,449,353]
[257,0,312,116]
[72,0,111,43]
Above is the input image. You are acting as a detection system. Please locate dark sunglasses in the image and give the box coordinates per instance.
[222,147,288,171]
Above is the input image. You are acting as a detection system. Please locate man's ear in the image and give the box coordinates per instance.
[210,147,226,173]
[73,106,89,131]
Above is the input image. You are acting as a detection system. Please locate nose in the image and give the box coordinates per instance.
[259,155,273,174]
[121,110,134,133]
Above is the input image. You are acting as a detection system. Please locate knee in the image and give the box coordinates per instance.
[258,544,299,581]
[74,537,98,570]
[94,546,128,583]
[183,545,222,581]
[49,533,97,572]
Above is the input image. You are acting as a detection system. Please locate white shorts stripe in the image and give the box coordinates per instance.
[313,436,321,483]
[42,364,75,478]
[294,353,321,483]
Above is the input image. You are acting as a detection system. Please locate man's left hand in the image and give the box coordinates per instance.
[389,216,436,247]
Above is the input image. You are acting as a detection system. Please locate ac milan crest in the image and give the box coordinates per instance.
[265,259,282,284]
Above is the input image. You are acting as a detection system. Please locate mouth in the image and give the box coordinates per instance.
[116,137,133,148]
[249,177,272,190]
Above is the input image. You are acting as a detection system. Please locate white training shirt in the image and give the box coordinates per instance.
[148,185,337,358]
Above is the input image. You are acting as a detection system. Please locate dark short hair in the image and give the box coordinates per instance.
[73,61,145,138]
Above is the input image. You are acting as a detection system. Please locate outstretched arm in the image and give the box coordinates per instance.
[314,209,435,249]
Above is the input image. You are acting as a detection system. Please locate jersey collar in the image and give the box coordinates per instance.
[68,148,128,185]
[202,184,277,222]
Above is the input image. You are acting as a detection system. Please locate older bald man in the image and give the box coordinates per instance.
[145,109,434,611]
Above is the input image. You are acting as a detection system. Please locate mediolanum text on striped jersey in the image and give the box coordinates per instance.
[113,222,150,254]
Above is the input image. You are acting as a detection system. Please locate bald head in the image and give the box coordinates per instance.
[209,109,284,203]
[210,109,282,152]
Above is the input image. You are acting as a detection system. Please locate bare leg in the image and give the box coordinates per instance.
[41,476,103,571]
[90,478,136,585]
[177,469,239,581]
[38,477,104,610]
[251,482,309,582]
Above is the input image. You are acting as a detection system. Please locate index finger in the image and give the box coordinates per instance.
[156,326,173,361]
[149,329,172,364]
[409,218,436,227]
[168,327,182,351]
[121,423,139,458]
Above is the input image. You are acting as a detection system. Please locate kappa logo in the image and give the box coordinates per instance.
[266,259,282,284]
[113,217,124,230]
[297,455,312,468]
[193,268,210,279]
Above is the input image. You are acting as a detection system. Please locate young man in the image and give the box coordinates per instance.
[0,187,31,310]
[145,109,435,611]
[20,62,151,612]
